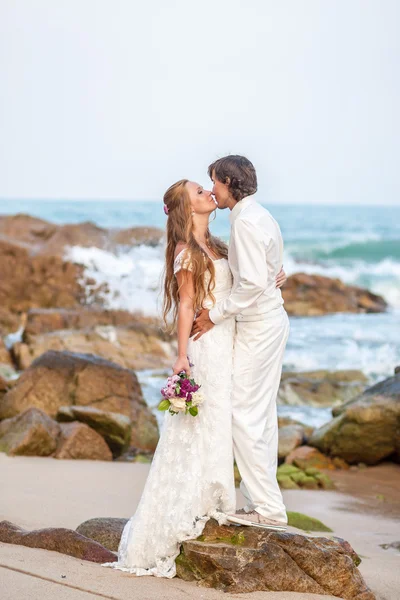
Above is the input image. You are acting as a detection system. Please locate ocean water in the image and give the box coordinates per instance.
[1,199,399,426]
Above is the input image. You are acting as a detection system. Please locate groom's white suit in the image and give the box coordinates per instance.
[209,194,290,523]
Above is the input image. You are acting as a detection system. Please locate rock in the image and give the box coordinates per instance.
[0,407,60,456]
[23,307,137,337]
[309,371,400,465]
[76,517,127,552]
[0,363,19,382]
[0,239,91,315]
[282,272,387,316]
[176,519,374,597]
[332,456,350,469]
[233,462,241,487]
[394,365,400,375]
[0,339,13,367]
[14,322,174,371]
[0,375,9,394]
[278,369,368,408]
[0,214,57,248]
[0,520,116,563]
[57,406,131,457]
[379,541,400,552]
[277,463,303,476]
[0,350,159,452]
[55,422,113,460]
[277,462,335,490]
[0,214,164,256]
[110,226,164,248]
[285,445,337,470]
[287,511,333,532]
[297,475,319,489]
[0,307,21,336]
[313,472,336,489]
[278,424,305,460]
[132,453,153,463]
[278,415,315,439]
[277,474,300,489]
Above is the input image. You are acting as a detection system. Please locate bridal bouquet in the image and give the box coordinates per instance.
[158,368,204,417]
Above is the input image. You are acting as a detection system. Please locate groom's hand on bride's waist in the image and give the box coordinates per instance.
[191,309,214,341]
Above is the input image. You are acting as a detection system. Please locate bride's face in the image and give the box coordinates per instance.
[186,181,217,216]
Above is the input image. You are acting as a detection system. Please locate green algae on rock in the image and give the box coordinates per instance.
[287,511,333,532]
[277,462,335,490]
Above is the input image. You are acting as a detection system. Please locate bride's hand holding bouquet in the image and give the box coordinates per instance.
[158,358,203,417]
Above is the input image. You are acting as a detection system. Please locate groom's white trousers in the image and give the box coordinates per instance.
[232,305,290,523]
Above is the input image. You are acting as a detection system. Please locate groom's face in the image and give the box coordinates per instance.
[210,170,230,210]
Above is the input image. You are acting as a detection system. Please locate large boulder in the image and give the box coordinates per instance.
[55,422,113,461]
[0,407,60,456]
[0,214,164,256]
[23,307,137,337]
[278,370,368,407]
[13,323,174,371]
[309,371,400,465]
[0,520,116,563]
[0,350,159,452]
[176,520,374,598]
[57,406,131,457]
[0,239,88,315]
[282,272,387,316]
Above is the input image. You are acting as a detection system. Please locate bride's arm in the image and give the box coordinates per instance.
[173,269,195,376]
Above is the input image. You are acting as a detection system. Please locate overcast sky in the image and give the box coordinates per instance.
[0,1,399,204]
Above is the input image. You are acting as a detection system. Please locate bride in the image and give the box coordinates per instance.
[102,178,284,578]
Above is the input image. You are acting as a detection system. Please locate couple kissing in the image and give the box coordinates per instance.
[103,155,290,579]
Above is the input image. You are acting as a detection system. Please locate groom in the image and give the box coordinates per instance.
[191,155,290,531]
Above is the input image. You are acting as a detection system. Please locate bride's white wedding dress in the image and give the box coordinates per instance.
[102,250,236,578]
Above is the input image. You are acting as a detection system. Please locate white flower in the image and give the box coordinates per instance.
[169,396,187,412]
[191,392,204,407]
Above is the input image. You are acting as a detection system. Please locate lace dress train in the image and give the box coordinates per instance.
[102,254,236,578]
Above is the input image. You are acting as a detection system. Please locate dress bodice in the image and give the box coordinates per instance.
[173,250,232,310]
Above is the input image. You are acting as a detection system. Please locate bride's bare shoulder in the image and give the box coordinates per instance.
[174,242,189,260]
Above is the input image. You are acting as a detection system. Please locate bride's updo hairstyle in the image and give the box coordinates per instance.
[162,179,228,331]
[208,155,257,202]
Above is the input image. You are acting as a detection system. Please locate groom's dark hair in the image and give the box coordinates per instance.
[208,155,257,202]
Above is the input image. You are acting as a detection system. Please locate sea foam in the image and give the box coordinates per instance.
[65,244,165,316]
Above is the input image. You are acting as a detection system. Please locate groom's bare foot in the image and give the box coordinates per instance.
[226,510,287,531]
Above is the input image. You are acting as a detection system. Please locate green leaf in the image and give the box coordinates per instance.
[189,406,198,417]
[158,399,170,411]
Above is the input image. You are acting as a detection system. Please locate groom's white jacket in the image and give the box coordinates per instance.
[209,195,284,324]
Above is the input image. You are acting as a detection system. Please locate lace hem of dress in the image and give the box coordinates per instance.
[101,507,228,579]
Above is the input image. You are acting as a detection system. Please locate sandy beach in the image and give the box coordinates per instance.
[1,454,399,600]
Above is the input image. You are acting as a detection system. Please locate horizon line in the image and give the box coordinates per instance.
[0,197,398,208]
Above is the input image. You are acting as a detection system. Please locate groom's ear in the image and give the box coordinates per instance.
[224,176,231,186]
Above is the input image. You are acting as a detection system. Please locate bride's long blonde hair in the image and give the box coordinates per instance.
[162,179,228,331]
